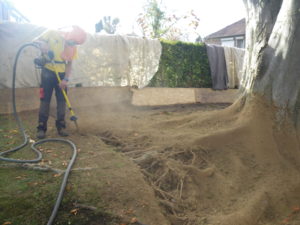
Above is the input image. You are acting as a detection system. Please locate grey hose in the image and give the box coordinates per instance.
[0,43,78,225]
[33,138,77,225]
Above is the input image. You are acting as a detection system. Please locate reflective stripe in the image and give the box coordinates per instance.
[39,88,44,99]
[54,61,65,64]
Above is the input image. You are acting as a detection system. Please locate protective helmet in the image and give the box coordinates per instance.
[63,25,87,45]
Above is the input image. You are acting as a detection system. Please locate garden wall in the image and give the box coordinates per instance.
[0,87,238,114]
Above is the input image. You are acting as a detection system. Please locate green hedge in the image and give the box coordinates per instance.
[148,40,212,88]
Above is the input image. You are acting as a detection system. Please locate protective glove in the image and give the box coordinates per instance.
[59,79,68,90]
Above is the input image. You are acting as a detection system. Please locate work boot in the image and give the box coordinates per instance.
[36,129,46,139]
[57,128,69,137]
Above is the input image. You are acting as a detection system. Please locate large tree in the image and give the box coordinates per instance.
[139,1,300,224]
[207,1,300,223]
[242,0,300,128]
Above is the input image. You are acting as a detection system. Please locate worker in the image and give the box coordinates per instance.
[34,26,87,139]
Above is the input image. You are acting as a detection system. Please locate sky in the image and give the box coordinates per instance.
[11,0,246,40]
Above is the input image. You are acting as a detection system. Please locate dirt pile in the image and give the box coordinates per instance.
[3,100,299,225]
[76,98,300,225]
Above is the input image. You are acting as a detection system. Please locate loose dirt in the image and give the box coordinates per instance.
[75,98,300,225]
[3,99,300,225]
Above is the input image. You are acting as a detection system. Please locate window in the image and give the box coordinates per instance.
[221,38,234,47]
[235,37,245,48]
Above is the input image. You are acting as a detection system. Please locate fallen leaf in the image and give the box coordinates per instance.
[282,218,289,224]
[53,173,61,178]
[125,209,134,215]
[9,129,18,134]
[292,206,300,212]
[28,182,39,186]
[70,208,79,215]
[2,222,12,225]
[66,184,72,191]
[2,221,12,225]
[130,217,137,223]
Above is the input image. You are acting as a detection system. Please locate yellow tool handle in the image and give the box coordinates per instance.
[51,62,76,117]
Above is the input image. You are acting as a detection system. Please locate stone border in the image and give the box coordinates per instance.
[0,87,238,114]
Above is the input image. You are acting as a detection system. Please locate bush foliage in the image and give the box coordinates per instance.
[149,40,212,88]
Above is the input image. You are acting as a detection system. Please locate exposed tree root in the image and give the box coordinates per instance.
[0,163,64,174]
[0,163,96,174]
[73,203,97,211]
[82,99,300,225]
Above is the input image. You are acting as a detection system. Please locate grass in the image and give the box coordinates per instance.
[0,113,120,225]
[0,169,58,225]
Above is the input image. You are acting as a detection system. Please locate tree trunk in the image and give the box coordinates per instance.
[242,0,300,126]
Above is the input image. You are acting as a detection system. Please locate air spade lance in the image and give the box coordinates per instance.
[48,52,79,131]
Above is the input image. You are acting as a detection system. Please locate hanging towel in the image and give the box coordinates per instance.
[206,44,228,90]
[224,46,245,88]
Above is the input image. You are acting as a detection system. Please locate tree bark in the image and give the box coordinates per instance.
[242,0,300,125]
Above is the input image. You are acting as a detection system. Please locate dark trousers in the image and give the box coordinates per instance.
[37,68,67,131]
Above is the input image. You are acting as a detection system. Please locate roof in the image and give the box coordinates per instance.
[205,18,245,39]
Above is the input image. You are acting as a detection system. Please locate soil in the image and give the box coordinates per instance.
[4,99,300,225]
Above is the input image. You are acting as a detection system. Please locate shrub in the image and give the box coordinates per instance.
[148,40,212,88]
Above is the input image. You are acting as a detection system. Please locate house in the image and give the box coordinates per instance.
[204,18,245,48]
[0,0,29,23]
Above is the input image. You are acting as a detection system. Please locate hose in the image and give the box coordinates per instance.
[0,43,78,225]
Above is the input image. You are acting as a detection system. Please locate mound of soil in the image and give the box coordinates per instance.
[75,99,300,225]
[5,100,300,225]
